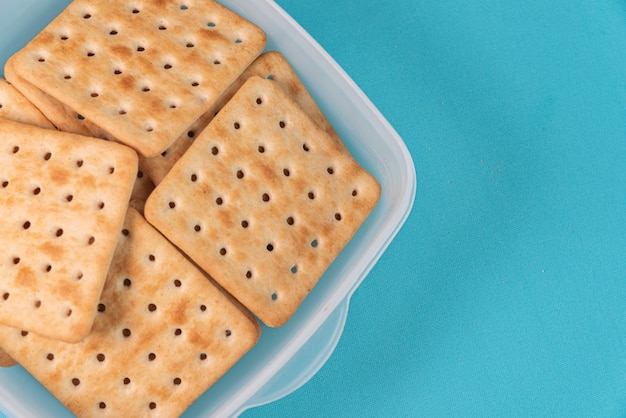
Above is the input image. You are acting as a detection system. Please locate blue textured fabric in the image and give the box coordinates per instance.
[244,0,626,417]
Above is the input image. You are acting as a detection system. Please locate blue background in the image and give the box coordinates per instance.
[246,0,626,417]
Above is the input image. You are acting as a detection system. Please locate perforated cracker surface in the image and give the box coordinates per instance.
[0,208,260,417]
[0,120,138,342]
[145,76,380,327]
[140,51,343,185]
[8,0,266,157]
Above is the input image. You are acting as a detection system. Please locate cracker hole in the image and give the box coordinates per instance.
[327,167,334,175]
[55,228,63,237]
[141,86,150,92]
[173,377,182,385]
[20,330,28,337]
[207,22,216,27]
[45,264,52,273]
[137,46,145,52]
[97,303,106,312]
[123,377,131,385]
[262,193,270,202]
[76,159,84,167]
[83,13,91,19]
[174,328,182,336]
[241,220,249,228]
[72,378,80,386]
[76,272,84,281]
[215,197,223,205]
[90,92,99,98]
[33,187,41,195]
[47,353,54,361]
[236,170,244,179]
[290,265,298,274]
[271,293,278,301]
[88,236,96,245]
[97,353,105,362]
[191,81,200,87]
[180,5,188,10]
[266,243,274,252]
[303,143,310,152]
[164,63,173,70]
[257,145,265,153]
[213,60,221,65]
[168,201,176,209]
[219,247,227,256]
[109,30,118,35]
[12,257,20,265]
[233,122,240,129]
[148,303,157,312]
[286,216,294,226]
[148,254,156,262]
[311,239,318,248]
[34,300,41,309]
[186,42,195,48]
[2,293,9,301]
[122,229,130,236]
[114,69,122,75]
[44,152,52,161]
[199,353,207,360]
[118,109,127,115]
[98,201,105,209]
[123,278,131,287]
[256,97,263,105]
[246,270,252,279]
[132,8,140,14]
[23,221,31,229]
[308,191,315,200]
[2,181,8,188]
[194,224,201,232]
[174,279,182,287]
[279,121,286,128]
[137,170,144,179]
[99,402,106,410]
[148,353,156,361]
[122,328,132,337]
[77,114,85,120]
[64,75,72,80]
[190,173,198,182]
[12,146,19,154]
[66,194,74,202]
[335,213,343,221]
[211,146,219,155]
[87,52,95,57]
[38,57,45,63]
[187,131,195,138]
[158,25,167,30]
[60,35,69,40]
[199,304,206,312]
[352,189,358,197]
[225,330,232,337]
[66,308,72,317]
[283,168,290,177]
[235,39,242,44]
[149,402,157,410]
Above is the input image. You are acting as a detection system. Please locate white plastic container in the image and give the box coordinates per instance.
[0,1,416,416]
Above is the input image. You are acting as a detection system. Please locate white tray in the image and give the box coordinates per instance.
[0,1,416,416]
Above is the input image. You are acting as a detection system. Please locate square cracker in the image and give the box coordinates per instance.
[0,78,54,129]
[140,51,344,185]
[145,76,381,327]
[0,208,260,417]
[0,119,138,342]
[0,78,56,367]
[6,0,266,158]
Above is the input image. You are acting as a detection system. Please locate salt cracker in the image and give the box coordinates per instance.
[0,208,260,417]
[0,119,138,342]
[6,0,266,157]
[0,78,56,367]
[0,78,54,129]
[145,76,381,327]
[140,51,343,185]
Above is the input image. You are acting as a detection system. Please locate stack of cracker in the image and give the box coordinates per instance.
[0,0,381,415]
